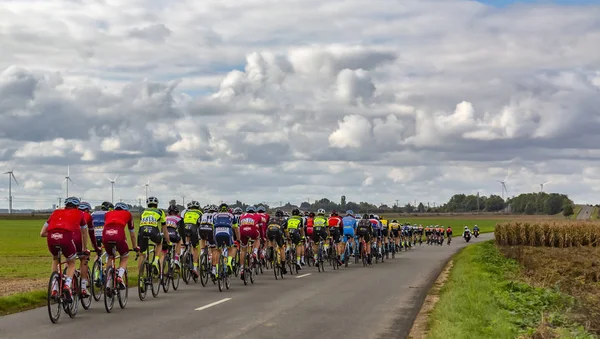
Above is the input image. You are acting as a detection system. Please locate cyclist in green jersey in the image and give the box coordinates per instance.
[137,197,169,275]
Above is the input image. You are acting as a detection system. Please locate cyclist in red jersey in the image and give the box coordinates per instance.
[77,201,98,296]
[103,202,139,288]
[327,210,344,265]
[256,205,270,259]
[40,197,86,299]
[238,206,261,280]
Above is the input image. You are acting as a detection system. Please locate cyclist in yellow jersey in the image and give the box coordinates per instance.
[380,218,390,254]
[285,209,305,269]
[137,196,169,276]
[389,220,400,251]
[182,201,203,277]
[311,209,329,262]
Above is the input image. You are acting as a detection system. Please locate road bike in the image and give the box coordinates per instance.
[161,243,181,293]
[199,243,212,287]
[316,238,326,272]
[103,243,135,312]
[216,241,231,292]
[137,242,160,301]
[180,241,197,285]
[47,246,77,323]
[91,249,107,301]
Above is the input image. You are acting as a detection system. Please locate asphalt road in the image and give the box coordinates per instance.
[576,205,593,220]
[0,234,493,339]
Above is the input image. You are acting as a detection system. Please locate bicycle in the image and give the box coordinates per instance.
[327,236,339,270]
[199,243,212,287]
[304,238,315,267]
[180,241,197,285]
[47,246,77,323]
[91,249,108,301]
[357,237,368,267]
[285,238,298,275]
[161,243,181,293]
[316,238,325,272]
[137,242,161,301]
[269,243,284,280]
[103,243,135,312]
[216,241,231,292]
[342,236,352,267]
[75,253,92,311]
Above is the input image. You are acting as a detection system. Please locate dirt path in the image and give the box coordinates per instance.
[0,278,46,297]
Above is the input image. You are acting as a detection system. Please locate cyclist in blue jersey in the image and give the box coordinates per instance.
[341,210,357,263]
[90,201,113,255]
[212,203,237,276]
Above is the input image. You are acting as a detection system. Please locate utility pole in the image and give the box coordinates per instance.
[182,195,185,206]
[58,197,62,207]
[395,199,399,208]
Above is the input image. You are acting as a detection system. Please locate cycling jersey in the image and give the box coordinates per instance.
[239,212,261,246]
[390,222,400,230]
[140,208,166,228]
[105,210,135,230]
[213,212,235,247]
[313,216,327,229]
[286,216,303,230]
[91,210,108,239]
[47,208,86,233]
[199,212,214,226]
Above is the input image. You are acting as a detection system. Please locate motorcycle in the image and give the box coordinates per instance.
[464,232,471,243]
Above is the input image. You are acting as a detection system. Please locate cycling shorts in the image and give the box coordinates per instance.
[372,228,381,238]
[198,224,215,247]
[214,226,233,247]
[162,227,181,247]
[311,227,328,243]
[138,226,163,252]
[305,226,314,236]
[47,230,77,260]
[183,223,200,247]
[267,228,284,247]
[343,227,355,237]
[382,228,389,237]
[289,229,301,246]
[239,225,259,246]
[329,227,341,243]
[391,229,399,237]
[357,228,371,243]
[103,226,130,257]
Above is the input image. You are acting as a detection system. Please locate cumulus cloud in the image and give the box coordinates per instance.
[1,0,600,209]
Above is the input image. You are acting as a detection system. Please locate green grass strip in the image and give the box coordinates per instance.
[427,241,593,339]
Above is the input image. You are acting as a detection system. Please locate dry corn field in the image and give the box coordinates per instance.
[495,220,600,247]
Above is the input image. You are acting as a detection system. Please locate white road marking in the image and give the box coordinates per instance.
[195,298,232,311]
[296,273,312,278]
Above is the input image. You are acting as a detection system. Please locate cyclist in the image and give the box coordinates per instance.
[212,203,236,275]
[356,214,373,263]
[165,205,184,265]
[232,207,243,241]
[238,206,261,280]
[341,210,357,263]
[389,219,400,252]
[256,205,269,261]
[327,210,343,265]
[181,201,204,278]
[137,197,168,278]
[462,226,471,238]
[380,217,390,254]
[77,201,97,296]
[446,225,453,238]
[473,224,480,236]
[369,214,382,257]
[311,209,328,263]
[91,201,113,249]
[103,202,139,288]
[40,197,86,300]
[266,209,287,274]
[285,208,305,269]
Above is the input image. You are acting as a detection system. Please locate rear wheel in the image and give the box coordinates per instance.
[118,270,128,309]
[150,261,161,298]
[200,252,208,287]
[81,267,92,310]
[103,268,115,313]
[138,262,148,301]
[91,260,102,301]
[67,276,79,318]
[181,251,190,284]
[172,262,181,290]
[162,256,171,293]
[47,272,61,323]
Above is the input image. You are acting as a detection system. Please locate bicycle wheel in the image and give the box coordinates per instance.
[104,267,115,313]
[80,267,92,310]
[150,260,161,298]
[67,276,79,318]
[181,251,189,284]
[162,255,171,293]
[218,255,224,292]
[224,259,230,290]
[47,272,61,323]
[118,270,128,309]
[138,262,148,301]
[199,252,208,287]
[242,254,249,285]
[91,259,102,301]
[250,257,255,284]
[172,262,181,290]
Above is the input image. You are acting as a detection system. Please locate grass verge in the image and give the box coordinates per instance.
[426,241,593,339]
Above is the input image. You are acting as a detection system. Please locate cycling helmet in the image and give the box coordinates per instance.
[187,200,201,209]
[146,196,159,207]
[331,210,338,216]
[362,213,369,219]
[101,201,113,211]
[233,207,243,214]
[317,208,325,215]
[464,226,468,230]
[275,210,284,217]
[115,202,129,211]
[257,205,266,213]
[346,210,354,215]
[219,203,228,212]
[246,205,256,213]
[168,205,179,214]
[309,212,315,217]
[64,197,80,208]
[391,219,397,223]
[78,201,92,211]
[304,211,310,216]
[292,208,300,216]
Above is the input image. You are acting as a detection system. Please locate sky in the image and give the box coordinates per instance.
[1,0,600,210]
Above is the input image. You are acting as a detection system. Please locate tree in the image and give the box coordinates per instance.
[544,194,564,215]
[524,202,535,215]
[405,203,415,213]
[417,202,425,213]
[485,195,505,212]
[563,204,574,218]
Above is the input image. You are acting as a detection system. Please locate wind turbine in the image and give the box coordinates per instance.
[3,169,18,214]
[496,171,510,200]
[63,165,75,197]
[107,174,119,204]
[540,181,550,193]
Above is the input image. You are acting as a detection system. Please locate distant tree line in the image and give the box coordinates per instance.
[91,193,575,216]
